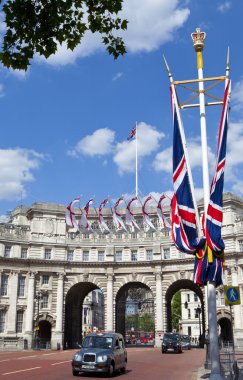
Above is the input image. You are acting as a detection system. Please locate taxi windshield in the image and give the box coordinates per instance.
[82,336,113,349]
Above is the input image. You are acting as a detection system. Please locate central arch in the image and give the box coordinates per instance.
[165,279,205,342]
[64,282,101,349]
[115,282,155,345]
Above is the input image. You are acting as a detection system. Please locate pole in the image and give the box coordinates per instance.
[191,27,223,380]
[135,121,138,197]
[163,56,201,233]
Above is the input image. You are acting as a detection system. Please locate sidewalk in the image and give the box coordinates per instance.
[196,367,211,379]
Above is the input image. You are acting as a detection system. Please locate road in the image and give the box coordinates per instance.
[0,347,205,380]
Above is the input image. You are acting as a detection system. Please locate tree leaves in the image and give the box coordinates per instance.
[0,0,127,70]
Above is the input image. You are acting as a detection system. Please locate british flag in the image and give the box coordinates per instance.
[205,81,231,252]
[171,89,203,254]
[127,126,137,140]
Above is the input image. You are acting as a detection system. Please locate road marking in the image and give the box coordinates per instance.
[43,352,57,356]
[0,359,10,363]
[51,360,71,366]
[17,355,37,359]
[2,367,41,375]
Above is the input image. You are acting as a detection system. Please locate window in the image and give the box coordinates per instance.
[239,240,243,252]
[0,274,8,296]
[146,231,153,238]
[131,233,137,239]
[188,326,191,336]
[0,310,6,332]
[16,310,24,333]
[194,308,199,318]
[179,251,185,259]
[17,275,25,297]
[67,249,74,261]
[146,249,153,261]
[194,294,198,302]
[83,251,89,262]
[4,245,11,258]
[220,292,225,306]
[41,294,49,309]
[117,233,123,239]
[98,251,104,262]
[21,248,28,259]
[187,294,190,302]
[131,250,137,262]
[115,251,122,262]
[188,309,191,319]
[164,248,170,259]
[44,248,51,260]
[83,234,90,239]
[42,275,50,285]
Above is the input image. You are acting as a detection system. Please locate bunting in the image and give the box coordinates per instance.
[113,197,127,231]
[79,198,93,231]
[157,194,171,229]
[125,197,140,230]
[65,197,80,230]
[142,196,156,230]
[98,198,110,232]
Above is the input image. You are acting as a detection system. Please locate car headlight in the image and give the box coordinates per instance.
[73,353,82,361]
[97,355,108,363]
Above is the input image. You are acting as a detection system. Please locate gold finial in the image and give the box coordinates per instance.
[191,27,206,52]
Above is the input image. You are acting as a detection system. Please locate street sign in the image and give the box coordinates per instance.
[224,286,241,305]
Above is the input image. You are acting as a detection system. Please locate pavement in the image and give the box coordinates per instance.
[195,367,211,379]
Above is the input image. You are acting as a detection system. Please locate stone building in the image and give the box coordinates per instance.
[0,192,243,350]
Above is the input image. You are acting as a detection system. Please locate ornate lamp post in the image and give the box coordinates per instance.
[196,304,202,347]
[34,291,43,350]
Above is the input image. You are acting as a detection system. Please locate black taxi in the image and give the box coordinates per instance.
[72,332,127,377]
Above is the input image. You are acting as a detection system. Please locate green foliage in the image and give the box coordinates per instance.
[171,291,181,332]
[0,0,128,70]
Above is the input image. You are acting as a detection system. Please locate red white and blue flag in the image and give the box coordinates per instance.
[205,81,231,252]
[127,126,137,140]
[171,89,203,254]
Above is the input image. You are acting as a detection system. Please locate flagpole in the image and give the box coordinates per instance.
[163,56,201,233]
[135,121,138,197]
[191,27,223,380]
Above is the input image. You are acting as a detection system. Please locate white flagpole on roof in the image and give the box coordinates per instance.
[135,121,138,197]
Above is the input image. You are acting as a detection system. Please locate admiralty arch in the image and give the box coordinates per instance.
[0,192,243,350]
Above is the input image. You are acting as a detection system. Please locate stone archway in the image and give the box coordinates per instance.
[115,281,154,345]
[64,282,104,349]
[39,320,52,348]
[218,314,233,344]
[165,279,205,342]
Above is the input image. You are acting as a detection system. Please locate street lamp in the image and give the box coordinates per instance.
[34,291,43,350]
[196,304,202,347]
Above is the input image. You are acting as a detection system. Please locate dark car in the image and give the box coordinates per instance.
[72,332,127,377]
[162,332,182,353]
[181,335,191,350]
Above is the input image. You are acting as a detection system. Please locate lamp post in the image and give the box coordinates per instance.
[34,291,43,350]
[197,304,202,347]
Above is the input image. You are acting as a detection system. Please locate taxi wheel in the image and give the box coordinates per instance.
[121,363,127,373]
[72,369,79,376]
[108,364,114,377]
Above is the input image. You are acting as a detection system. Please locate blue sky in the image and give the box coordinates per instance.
[0,0,243,217]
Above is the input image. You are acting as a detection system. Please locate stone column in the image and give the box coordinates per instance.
[25,272,35,335]
[7,271,18,334]
[231,265,242,331]
[155,270,163,347]
[106,273,114,332]
[53,272,65,350]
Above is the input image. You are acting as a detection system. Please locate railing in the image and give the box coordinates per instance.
[0,337,26,350]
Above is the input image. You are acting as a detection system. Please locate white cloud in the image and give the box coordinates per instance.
[0,148,45,201]
[112,72,123,81]
[68,128,115,157]
[113,122,164,174]
[231,80,243,113]
[121,0,190,53]
[0,83,4,97]
[9,68,29,80]
[37,0,190,66]
[217,1,231,13]
[153,137,215,173]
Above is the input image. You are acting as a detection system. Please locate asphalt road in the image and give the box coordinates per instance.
[0,347,205,380]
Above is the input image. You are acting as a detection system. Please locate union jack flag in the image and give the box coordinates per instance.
[171,89,202,254]
[127,126,137,140]
[205,81,231,252]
